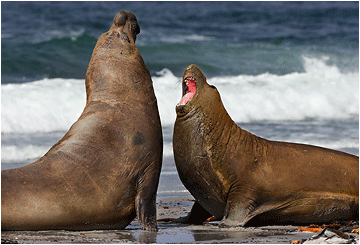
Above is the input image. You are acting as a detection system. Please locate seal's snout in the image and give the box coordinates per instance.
[114,11,127,27]
[113,10,140,40]
[177,64,217,108]
[183,64,205,82]
[177,64,208,107]
[185,64,200,74]
[114,10,137,28]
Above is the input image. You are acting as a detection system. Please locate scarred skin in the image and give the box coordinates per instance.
[2,11,163,231]
[173,64,359,227]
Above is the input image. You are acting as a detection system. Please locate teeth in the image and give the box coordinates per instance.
[184,76,195,82]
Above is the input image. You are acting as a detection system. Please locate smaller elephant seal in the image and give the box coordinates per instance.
[2,10,162,231]
[173,64,359,227]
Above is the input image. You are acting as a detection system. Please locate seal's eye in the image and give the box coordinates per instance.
[210,85,216,89]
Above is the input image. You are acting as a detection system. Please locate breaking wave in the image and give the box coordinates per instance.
[2,56,358,134]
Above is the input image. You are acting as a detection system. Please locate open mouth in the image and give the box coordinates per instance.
[178,75,197,106]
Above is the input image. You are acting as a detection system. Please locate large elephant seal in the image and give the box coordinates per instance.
[173,64,358,227]
[2,10,162,231]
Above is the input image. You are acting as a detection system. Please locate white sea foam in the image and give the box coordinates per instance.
[163,142,174,158]
[1,145,49,162]
[1,56,358,134]
[208,56,358,123]
[31,28,86,44]
[2,78,86,133]
[160,34,213,43]
[155,56,359,126]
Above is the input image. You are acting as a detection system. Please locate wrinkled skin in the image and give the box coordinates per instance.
[2,10,163,232]
[173,64,358,227]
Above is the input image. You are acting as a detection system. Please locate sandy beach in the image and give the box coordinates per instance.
[2,196,358,244]
[2,159,359,244]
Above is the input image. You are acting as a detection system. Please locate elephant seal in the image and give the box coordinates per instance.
[173,64,358,227]
[2,10,162,232]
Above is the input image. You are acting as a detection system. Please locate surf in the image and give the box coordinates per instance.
[2,56,358,134]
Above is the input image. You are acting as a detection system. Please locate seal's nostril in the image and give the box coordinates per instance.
[113,10,128,27]
[113,10,140,42]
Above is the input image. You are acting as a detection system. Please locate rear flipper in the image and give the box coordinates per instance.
[219,197,260,228]
[174,201,213,225]
[220,192,359,227]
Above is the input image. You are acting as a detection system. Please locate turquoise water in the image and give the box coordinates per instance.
[2,1,358,83]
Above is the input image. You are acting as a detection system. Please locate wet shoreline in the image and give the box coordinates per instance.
[2,155,359,244]
[2,197,358,244]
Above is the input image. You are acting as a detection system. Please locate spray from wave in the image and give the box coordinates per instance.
[211,56,359,123]
[2,56,358,134]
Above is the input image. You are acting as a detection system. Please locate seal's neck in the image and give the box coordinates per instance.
[197,90,240,149]
[196,89,266,167]
[84,44,155,105]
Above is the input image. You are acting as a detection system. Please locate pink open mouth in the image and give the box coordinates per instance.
[178,76,196,106]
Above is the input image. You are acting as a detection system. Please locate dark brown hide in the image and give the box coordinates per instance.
[2,10,163,232]
[173,64,358,227]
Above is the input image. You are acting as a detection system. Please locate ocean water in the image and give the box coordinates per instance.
[1,2,359,197]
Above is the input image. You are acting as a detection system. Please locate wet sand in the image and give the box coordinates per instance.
[2,158,358,243]
[2,196,358,244]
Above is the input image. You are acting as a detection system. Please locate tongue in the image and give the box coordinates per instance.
[178,79,196,106]
[178,92,195,105]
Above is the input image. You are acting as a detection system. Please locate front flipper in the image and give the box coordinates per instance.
[175,201,213,225]
[135,167,160,232]
[135,193,157,232]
